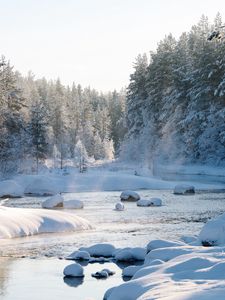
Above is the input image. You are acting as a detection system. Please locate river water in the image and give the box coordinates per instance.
[0,189,225,300]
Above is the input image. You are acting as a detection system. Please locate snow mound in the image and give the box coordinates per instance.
[199,212,225,246]
[174,184,195,195]
[0,180,24,198]
[79,243,116,257]
[66,250,90,261]
[24,177,61,196]
[147,239,186,252]
[120,190,140,201]
[122,265,143,277]
[63,199,84,209]
[115,202,125,211]
[105,251,225,300]
[144,246,194,264]
[137,198,162,207]
[63,263,84,277]
[42,194,64,208]
[114,247,146,262]
[0,206,92,239]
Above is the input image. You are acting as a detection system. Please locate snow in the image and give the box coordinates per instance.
[11,161,225,194]
[115,202,125,211]
[0,180,24,198]
[42,194,64,208]
[105,248,225,300]
[137,198,162,207]
[147,239,186,252]
[174,184,195,195]
[66,250,91,261]
[0,206,92,239]
[63,199,84,209]
[24,176,61,195]
[114,247,146,262]
[63,263,84,277]
[199,212,225,246]
[79,243,116,257]
[120,190,140,201]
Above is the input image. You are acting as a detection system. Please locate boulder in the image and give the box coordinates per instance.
[63,199,84,209]
[174,184,195,195]
[115,202,125,211]
[137,198,162,207]
[63,263,84,277]
[120,190,140,202]
[42,194,64,209]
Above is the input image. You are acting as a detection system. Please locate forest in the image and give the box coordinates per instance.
[122,13,225,168]
[0,58,126,175]
[1,14,225,177]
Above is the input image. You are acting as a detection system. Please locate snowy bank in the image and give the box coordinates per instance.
[0,206,92,239]
[0,180,24,198]
[13,164,225,194]
[24,176,61,195]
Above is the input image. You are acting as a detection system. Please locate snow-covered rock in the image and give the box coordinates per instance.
[0,206,92,239]
[199,213,225,246]
[137,198,162,207]
[101,268,115,276]
[146,239,185,253]
[120,190,140,201]
[42,194,64,208]
[79,243,116,257]
[0,180,24,198]
[115,202,125,211]
[63,199,84,209]
[66,250,90,261]
[63,263,84,277]
[114,247,146,262]
[174,184,195,195]
[92,270,109,279]
[24,177,61,196]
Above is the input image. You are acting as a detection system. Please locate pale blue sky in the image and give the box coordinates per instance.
[1,0,225,91]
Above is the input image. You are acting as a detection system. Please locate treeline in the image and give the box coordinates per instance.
[0,57,126,175]
[121,14,225,167]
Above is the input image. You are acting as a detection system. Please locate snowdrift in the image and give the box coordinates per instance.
[0,206,92,239]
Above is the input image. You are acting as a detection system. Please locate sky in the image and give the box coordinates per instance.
[1,0,225,92]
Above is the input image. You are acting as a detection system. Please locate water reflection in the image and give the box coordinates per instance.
[63,276,84,287]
